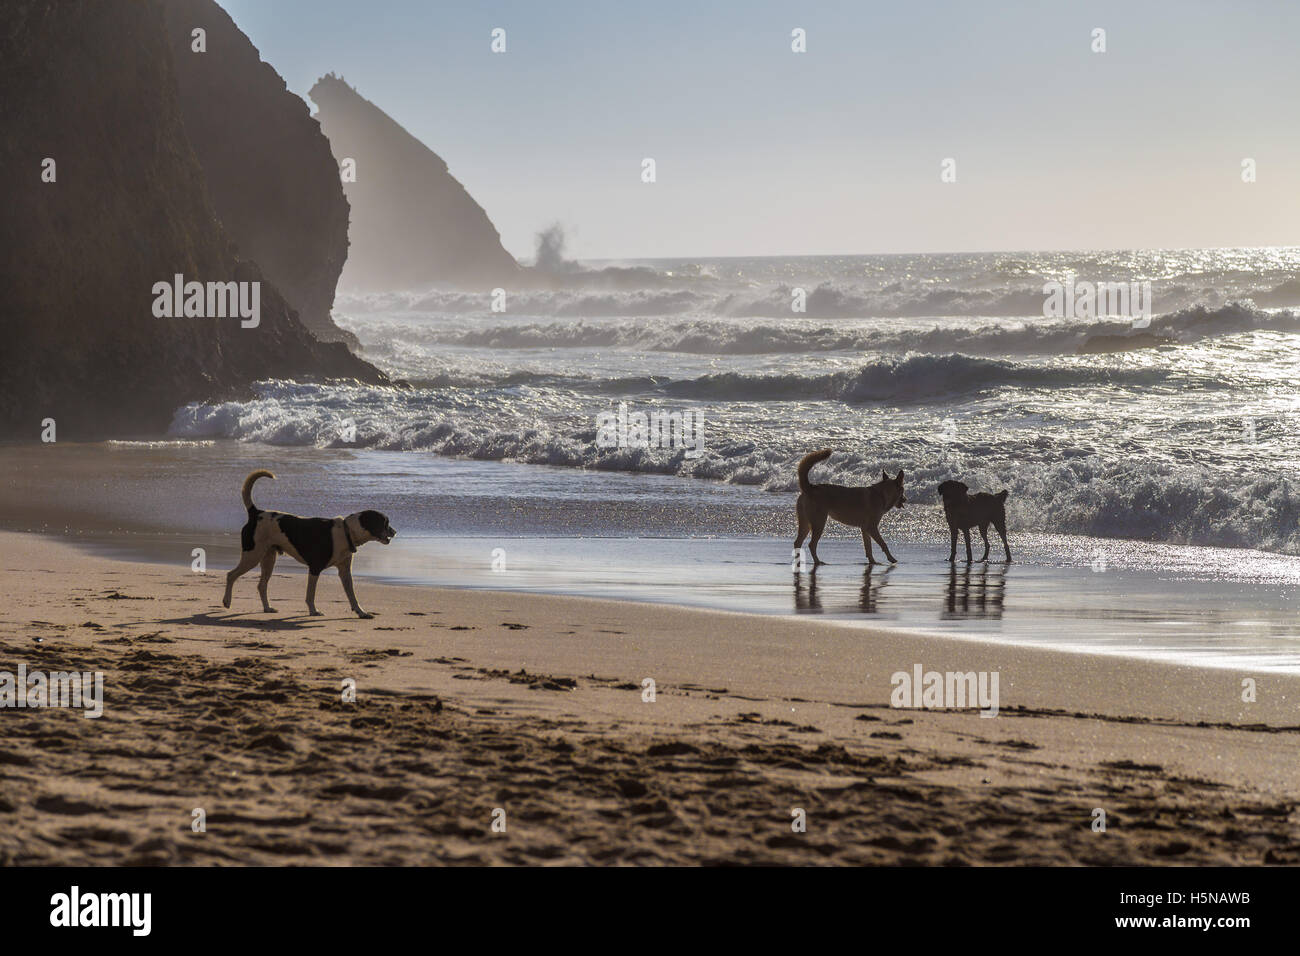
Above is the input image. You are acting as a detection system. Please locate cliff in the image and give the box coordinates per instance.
[308,75,521,292]
[162,0,353,343]
[0,0,385,441]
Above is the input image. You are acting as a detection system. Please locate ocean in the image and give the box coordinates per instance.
[171,248,1300,553]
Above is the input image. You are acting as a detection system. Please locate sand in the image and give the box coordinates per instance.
[1,529,1299,866]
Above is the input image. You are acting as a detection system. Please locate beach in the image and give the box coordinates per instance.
[9,0,1300,920]
[3,528,1300,866]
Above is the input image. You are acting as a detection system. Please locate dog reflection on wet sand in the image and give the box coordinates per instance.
[943,565,1006,620]
[794,565,893,614]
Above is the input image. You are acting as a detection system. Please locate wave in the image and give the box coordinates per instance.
[238,354,1175,405]
[168,384,1300,556]
[335,287,709,320]
[341,301,1300,358]
[1243,276,1300,308]
[592,355,1172,404]
[717,282,1059,319]
[336,278,1290,323]
[337,283,1060,320]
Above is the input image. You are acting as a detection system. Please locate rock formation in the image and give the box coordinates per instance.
[0,0,385,440]
[309,75,520,292]
[162,0,353,343]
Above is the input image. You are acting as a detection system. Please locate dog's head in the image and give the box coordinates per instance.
[881,469,906,508]
[357,510,397,545]
[937,479,968,504]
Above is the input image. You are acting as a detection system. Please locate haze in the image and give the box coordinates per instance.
[221,0,1300,260]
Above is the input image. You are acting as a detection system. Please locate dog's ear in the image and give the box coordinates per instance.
[881,470,889,482]
[896,470,904,483]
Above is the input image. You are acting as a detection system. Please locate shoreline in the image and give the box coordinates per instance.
[3,529,1300,865]
[6,439,1300,677]
[6,530,1297,725]
[13,516,1300,676]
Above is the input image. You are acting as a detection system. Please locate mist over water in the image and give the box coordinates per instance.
[170,248,1300,555]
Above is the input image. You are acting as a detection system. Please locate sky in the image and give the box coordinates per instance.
[219,0,1300,261]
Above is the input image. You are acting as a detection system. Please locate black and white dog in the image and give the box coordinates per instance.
[222,470,396,618]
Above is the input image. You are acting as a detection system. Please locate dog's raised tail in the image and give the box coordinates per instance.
[242,470,275,510]
[797,449,832,493]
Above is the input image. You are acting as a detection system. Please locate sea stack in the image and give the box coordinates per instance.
[309,74,521,292]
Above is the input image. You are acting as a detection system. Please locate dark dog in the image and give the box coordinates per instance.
[222,470,396,618]
[937,479,1011,563]
[793,449,906,565]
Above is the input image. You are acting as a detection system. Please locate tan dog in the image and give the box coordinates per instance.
[793,449,906,566]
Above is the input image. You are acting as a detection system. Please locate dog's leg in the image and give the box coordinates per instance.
[256,550,278,613]
[962,528,972,563]
[948,525,958,563]
[870,526,897,564]
[222,551,261,608]
[809,513,828,565]
[995,519,1012,562]
[305,573,323,616]
[861,527,875,564]
[338,561,373,619]
[793,498,810,554]
[978,525,991,562]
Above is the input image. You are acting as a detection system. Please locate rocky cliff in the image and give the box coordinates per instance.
[0,0,385,441]
[162,0,353,343]
[309,75,520,292]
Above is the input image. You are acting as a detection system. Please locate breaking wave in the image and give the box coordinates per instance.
[168,380,1300,555]
[592,355,1175,403]
[339,301,1299,357]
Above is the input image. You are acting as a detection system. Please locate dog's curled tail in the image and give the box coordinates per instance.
[797,449,833,493]
[996,489,1009,502]
[242,469,275,510]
